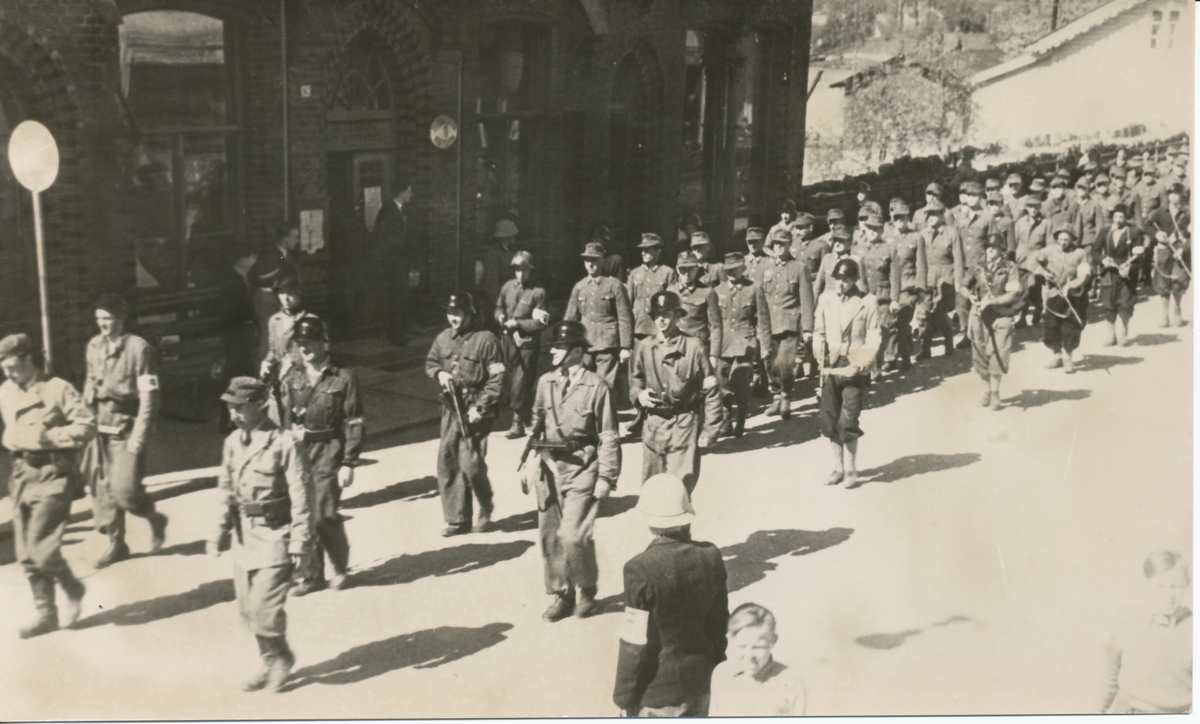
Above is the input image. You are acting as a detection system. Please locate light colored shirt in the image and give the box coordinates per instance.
[709,658,806,717]
[1100,606,1192,713]
[0,373,95,452]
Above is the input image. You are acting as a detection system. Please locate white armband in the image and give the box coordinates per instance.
[137,374,160,392]
[619,607,650,645]
[487,362,506,375]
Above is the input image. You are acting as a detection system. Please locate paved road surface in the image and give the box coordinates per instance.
[0,293,1191,719]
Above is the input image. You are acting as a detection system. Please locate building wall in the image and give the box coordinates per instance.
[972,0,1193,150]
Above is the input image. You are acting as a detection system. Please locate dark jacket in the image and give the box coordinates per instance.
[613,532,729,712]
[247,244,298,291]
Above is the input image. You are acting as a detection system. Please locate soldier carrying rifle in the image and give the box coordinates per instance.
[425,291,506,536]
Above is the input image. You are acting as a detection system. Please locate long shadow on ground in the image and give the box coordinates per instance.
[491,493,638,533]
[352,540,534,588]
[1130,333,1181,347]
[74,578,235,629]
[1072,354,1144,373]
[284,622,514,690]
[1007,388,1091,410]
[856,614,972,650]
[340,475,438,509]
[853,453,981,488]
[722,528,854,593]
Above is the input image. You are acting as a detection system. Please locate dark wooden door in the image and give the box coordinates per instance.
[328,150,392,339]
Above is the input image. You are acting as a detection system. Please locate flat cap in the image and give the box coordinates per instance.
[1024,195,1044,208]
[863,212,885,228]
[923,199,947,213]
[986,191,1004,203]
[1029,177,1047,191]
[826,208,846,222]
[1006,173,1023,185]
[892,202,912,216]
[0,333,35,360]
[792,212,815,228]
[221,376,269,405]
[984,177,1002,190]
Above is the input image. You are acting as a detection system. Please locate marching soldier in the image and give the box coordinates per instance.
[672,250,723,362]
[1043,175,1084,240]
[207,377,313,693]
[1,334,94,638]
[858,212,898,375]
[794,215,831,379]
[425,292,506,536]
[523,320,621,623]
[950,181,993,350]
[1147,183,1192,328]
[1014,196,1051,328]
[690,231,726,287]
[495,250,549,439]
[1094,204,1143,346]
[889,203,929,370]
[913,182,945,229]
[965,234,1023,410]
[626,233,678,438]
[742,227,772,285]
[1026,229,1092,373]
[281,316,363,596]
[813,259,881,490]
[629,291,723,494]
[761,229,816,419]
[715,252,771,437]
[83,293,168,569]
[920,201,962,359]
[564,242,634,390]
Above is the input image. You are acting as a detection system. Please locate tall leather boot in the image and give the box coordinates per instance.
[243,636,276,692]
[19,575,59,639]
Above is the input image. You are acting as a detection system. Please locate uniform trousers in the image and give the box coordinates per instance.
[92,434,157,539]
[1098,274,1137,322]
[888,289,926,363]
[436,408,494,527]
[874,301,896,365]
[954,291,974,335]
[502,337,539,426]
[717,355,754,407]
[637,693,711,717]
[585,349,621,392]
[534,452,600,595]
[818,374,867,444]
[252,287,281,366]
[303,438,350,580]
[766,332,799,398]
[924,279,956,350]
[11,455,84,618]
[968,313,1013,377]
[1018,272,1043,323]
[642,410,702,494]
[1042,295,1088,354]
[234,562,292,637]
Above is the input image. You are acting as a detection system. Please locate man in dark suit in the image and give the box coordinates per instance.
[613,473,729,717]
[375,178,419,346]
[248,222,300,366]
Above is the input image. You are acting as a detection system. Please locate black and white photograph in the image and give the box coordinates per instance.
[0,0,1193,718]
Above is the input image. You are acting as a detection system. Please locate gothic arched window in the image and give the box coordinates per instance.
[332,34,393,113]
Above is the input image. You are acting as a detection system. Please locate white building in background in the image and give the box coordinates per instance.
[971,0,1193,156]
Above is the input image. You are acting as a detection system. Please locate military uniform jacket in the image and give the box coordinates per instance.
[715,277,771,358]
[629,332,724,448]
[761,256,815,336]
[627,264,679,336]
[813,289,882,373]
[210,421,314,571]
[952,207,995,273]
[495,279,548,349]
[967,258,1023,318]
[84,333,158,448]
[860,240,896,302]
[891,229,928,292]
[0,374,95,454]
[1041,196,1084,241]
[530,366,621,499]
[699,261,726,288]
[565,275,634,351]
[1147,206,1191,281]
[743,251,772,286]
[672,281,722,357]
[1093,225,1143,286]
[424,325,506,417]
[281,362,364,466]
[1027,246,1091,298]
[1146,205,1191,245]
[1080,198,1109,250]
[1014,216,1050,267]
[614,533,729,711]
[797,238,831,289]
[921,226,964,289]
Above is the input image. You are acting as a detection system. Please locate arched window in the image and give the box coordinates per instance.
[120,9,241,293]
[331,33,394,114]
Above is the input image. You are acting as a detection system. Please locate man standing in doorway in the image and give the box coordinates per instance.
[375,177,419,346]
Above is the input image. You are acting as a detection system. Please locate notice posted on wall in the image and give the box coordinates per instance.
[301,209,325,253]
[363,186,383,232]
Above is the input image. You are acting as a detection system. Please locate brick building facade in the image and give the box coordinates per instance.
[0,0,812,395]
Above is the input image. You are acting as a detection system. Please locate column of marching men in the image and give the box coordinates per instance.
[0,153,1190,712]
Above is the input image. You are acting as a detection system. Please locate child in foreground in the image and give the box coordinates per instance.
[708,603,807,716]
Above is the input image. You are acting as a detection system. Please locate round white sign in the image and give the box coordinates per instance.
[430,115,458,149]
[8,121,59,192]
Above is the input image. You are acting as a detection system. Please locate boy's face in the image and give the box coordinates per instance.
[652,311,679,334]
[1148,567,1190,617]
[514,267,531,284]
[728,625,777,677]
[279,292,302,313]
[228,401,267,432]
[447,311,466,331]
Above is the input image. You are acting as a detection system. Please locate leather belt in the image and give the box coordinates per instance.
[646,403,695,418]
[237,497,289,518]
[300,428,337,443]
[530,439,586,452]
[13,449,71,467]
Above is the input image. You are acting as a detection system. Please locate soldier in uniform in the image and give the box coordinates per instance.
[626,234,678,439]
[476,219,520,327]
[1014,196,1051,328]
[787,213,817,265]
[965,234,1024,410]
[794,215,831,380]
[889,203,929,370]
[690,231,725,287]
[767,199,798,242]
[523,320,621,623]
[613,473,729,718]
[495,250,549,439]
[950,181,993,349]
[816,208,850,249]
[852,200,884,256]
[1003,173,1025,220]
[0,334,94,638]
[207,377,313,693]
[564,242,634,391]
[813,259,881,490]
[672,250,723,363]
[83,294,168,568]
[761,229,816,419]
[629,291,723,494]
[1043,176,1084,240]
[714,252,771,437]
[1147,183,1191,328]
[813,229,861,299]
[742,227,772,285]
[912,182,945,229]
[248,222,301,365]
[919,201,962,359]
[1093,204,1143,346]
[425,292,506,536]
[1026,229,1092,373]
[280,317,363,596]
[858,212,898,375]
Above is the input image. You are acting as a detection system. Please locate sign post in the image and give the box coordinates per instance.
[7,121,60,373]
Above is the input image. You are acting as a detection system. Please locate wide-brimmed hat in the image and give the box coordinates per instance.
[637,474,696,528]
